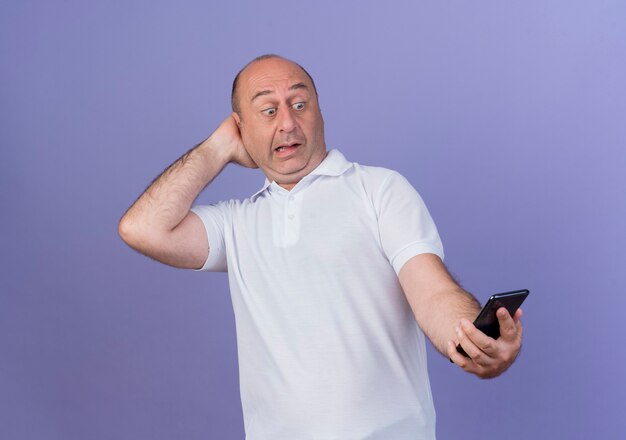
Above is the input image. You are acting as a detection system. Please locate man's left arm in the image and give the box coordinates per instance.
[398,253,524,379]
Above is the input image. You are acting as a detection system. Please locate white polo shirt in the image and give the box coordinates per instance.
[191,149,444,440]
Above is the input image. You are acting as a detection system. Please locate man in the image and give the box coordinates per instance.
[119,54,523,439]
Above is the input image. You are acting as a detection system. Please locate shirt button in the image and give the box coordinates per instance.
[289,196,295,201]
[288,214,295,220]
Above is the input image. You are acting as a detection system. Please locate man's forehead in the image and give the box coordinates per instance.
[240,58,312,98]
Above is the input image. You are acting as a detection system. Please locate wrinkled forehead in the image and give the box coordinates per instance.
[239,58,314,103]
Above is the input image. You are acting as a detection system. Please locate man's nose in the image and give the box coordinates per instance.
[278,107,297,133]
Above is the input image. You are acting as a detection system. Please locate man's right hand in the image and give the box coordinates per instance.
[118,114,258,269]
[209,113,257,169]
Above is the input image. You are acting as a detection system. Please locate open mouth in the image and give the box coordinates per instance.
[275,143,301,153]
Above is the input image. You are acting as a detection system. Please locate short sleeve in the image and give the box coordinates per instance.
[374,171,444,274]
[190,204,228,272]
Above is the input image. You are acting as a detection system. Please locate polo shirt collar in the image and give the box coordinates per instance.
[250,149,352,200]
[309,149,353,177]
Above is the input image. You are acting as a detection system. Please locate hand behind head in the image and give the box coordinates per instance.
[210,114,258,169]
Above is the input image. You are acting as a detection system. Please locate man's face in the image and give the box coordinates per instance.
[234,57,326,190]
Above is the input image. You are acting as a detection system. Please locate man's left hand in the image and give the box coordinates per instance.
[447,308,524,379]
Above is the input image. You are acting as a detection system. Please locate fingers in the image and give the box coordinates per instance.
[497,307,523,343]
[448,340,471,369]
[449,311,525,379]
[457,319,498,359]
[212,115,257,169]
[447,339,492,378]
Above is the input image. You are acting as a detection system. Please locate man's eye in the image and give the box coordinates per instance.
[292,102,305,111]
[262,108,276,116]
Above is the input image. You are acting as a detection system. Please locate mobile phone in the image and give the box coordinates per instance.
[456,289,529,358]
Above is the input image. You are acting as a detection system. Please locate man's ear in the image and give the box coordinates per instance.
[232,111,241,127]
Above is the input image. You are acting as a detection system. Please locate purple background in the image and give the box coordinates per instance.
[2,1,625,439]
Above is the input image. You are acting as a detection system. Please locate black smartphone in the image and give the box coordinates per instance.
[456,289,529,358]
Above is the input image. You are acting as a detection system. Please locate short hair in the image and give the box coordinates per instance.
[231,54,318,115]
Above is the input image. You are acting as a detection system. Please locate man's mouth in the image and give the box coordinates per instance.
[275,143,301,153]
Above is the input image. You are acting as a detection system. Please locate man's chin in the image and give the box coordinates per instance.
[269,165,310,188]
[273,172,306,187]
[263,150,326,187]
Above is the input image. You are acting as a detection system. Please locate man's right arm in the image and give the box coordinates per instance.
[118,114,256,269]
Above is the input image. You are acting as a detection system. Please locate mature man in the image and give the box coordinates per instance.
[119,54,523,439]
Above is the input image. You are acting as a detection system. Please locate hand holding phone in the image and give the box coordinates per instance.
[456,289,529,358]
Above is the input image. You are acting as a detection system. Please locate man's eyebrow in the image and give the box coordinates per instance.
[250,83,310,102]
[289,82,308,92]
[251,90,272,102]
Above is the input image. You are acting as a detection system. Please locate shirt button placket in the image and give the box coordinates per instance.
[287,194,295,221]
[283,193,297,244]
